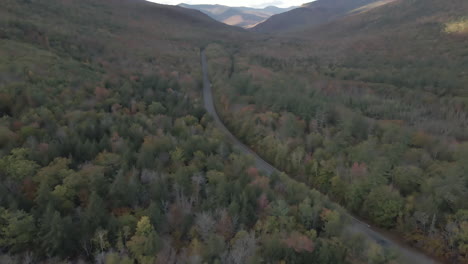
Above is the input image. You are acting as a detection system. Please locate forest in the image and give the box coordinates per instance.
[1,0,467,263]
[0,49,372,263]
[204,1,468,260]
[0,0,405,263]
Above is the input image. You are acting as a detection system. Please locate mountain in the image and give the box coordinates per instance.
[178,3,296,28]
[252,0,395,33]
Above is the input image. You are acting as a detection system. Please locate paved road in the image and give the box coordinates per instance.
[201,50,278,174]
[201,50,440,264]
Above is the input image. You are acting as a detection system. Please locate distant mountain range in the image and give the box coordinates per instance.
[252,0,396,33]
[178,3,296,28]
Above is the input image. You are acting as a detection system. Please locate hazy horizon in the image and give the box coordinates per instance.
[147,0,306,8]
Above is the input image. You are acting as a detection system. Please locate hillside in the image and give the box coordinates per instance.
[206,0,468,262]
[0,0,243,72]
[301,0,468,100]
[179,3,295,28]
[252,0,394,33]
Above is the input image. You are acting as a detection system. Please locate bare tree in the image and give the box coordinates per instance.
[156,243,177,264]
[140,169,159,184]
[174,184,193,215]
[195,212,215,241]
[22,252,34,264]
[191,173,206,204]
[225,231,257,264]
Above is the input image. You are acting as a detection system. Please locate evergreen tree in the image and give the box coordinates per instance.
[39,209,75,257]
[84,192,107,235]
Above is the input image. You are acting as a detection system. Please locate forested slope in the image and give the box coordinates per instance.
[251,0,389,33]
[207,0,468,262]
[0,0,396,263]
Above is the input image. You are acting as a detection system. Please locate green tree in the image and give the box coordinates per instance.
[0,208,36,253]
[363,186,404,228]
[127,216,162,263]
[105,252,134,264]
[0,148,39,181]
[148,102,166,115]
[298,198,314,229]
[39,209,75,257]
[84,192,107,235]
[0,126,15,149]
[109,170,137,207]
[147,201,164,231]
[393,165,423,195]
[34,158,73,188]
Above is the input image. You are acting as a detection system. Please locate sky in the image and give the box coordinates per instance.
[147,0,306,8]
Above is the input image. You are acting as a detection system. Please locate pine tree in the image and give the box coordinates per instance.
[39,209,75,257]
[147,201,163,231]
[84,192,107,235]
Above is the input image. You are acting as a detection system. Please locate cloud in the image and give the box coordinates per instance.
[147,0,305,8]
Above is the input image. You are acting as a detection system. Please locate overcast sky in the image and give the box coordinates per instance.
[147,0,306,8]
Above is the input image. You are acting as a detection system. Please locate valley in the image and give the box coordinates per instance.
[178,4,295,28]
[0,0,467,263]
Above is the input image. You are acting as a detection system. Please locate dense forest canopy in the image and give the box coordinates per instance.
[0,0,404,263]
[1,0,467,263]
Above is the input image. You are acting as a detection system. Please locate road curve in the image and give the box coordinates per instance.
[200,50,440,264]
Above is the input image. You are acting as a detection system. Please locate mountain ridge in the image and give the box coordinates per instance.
[178,3,296,28]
